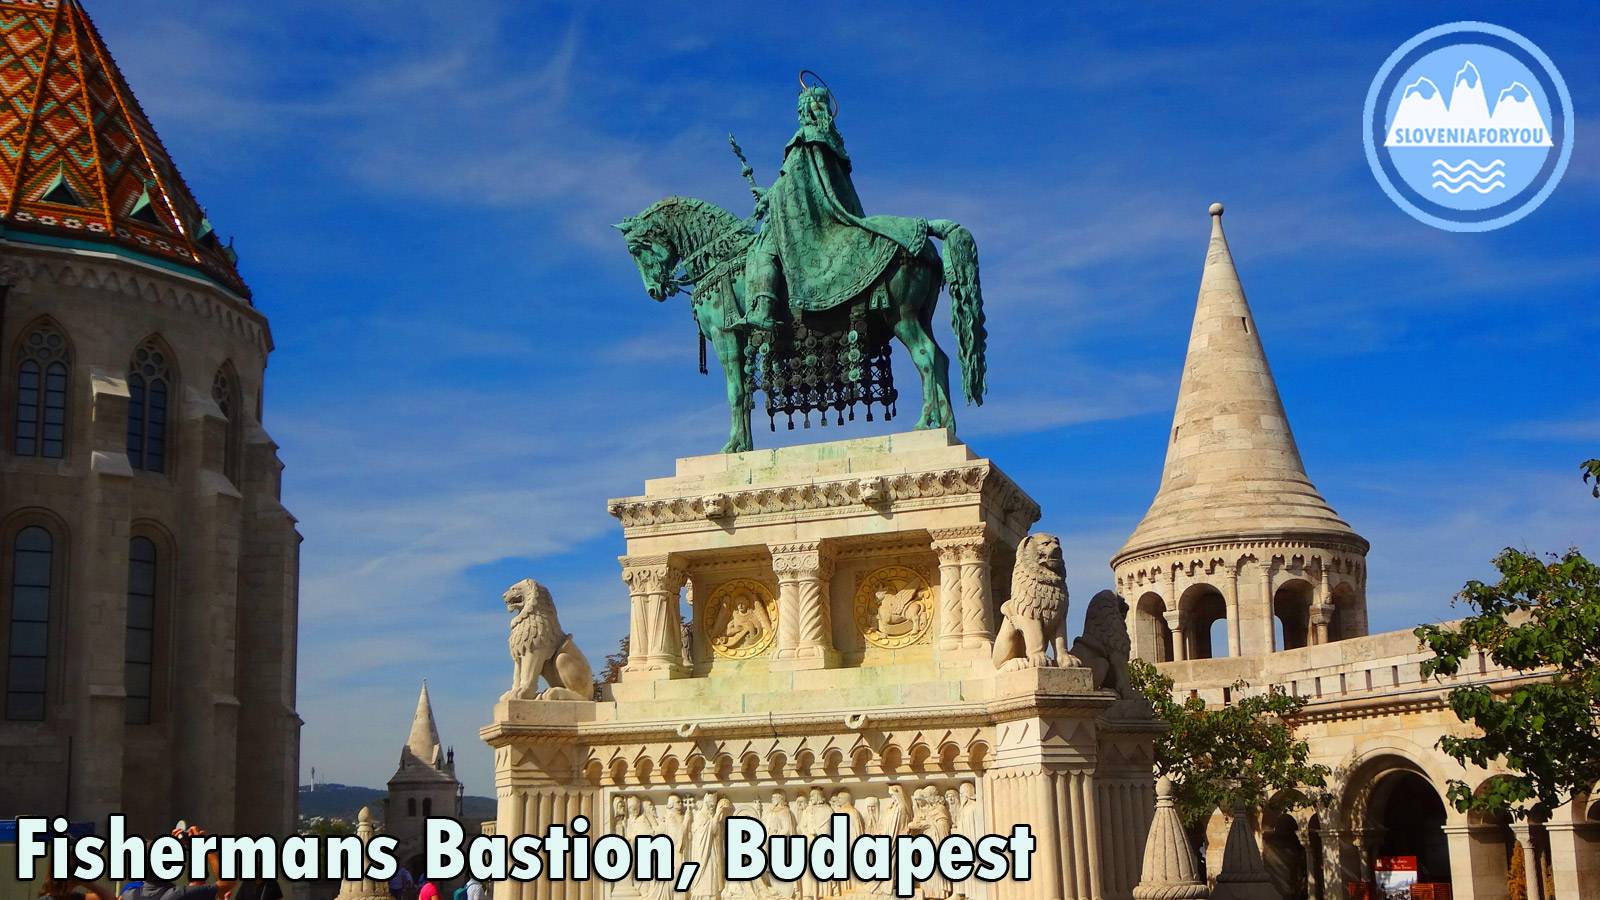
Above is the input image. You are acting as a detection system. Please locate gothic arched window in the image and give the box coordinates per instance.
[423,798,433,817]
[6,526,54,721]
[125,536,158,725]
[127,340,173,473]
[212,364,242,484]
[407,798,417,817]
[14,323,70,459]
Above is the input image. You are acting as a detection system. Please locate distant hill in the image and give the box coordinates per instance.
[298,784,496,824]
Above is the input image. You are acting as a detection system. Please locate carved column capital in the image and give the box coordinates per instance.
[619,555,687,595]
[769,542,834,581]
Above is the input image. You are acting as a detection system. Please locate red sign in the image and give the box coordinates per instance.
[1376,857,1418,873]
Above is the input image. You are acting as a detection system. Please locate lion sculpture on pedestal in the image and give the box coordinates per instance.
[992,533,1077,671]
[502,578,595,702]
[1071,590,1133,696]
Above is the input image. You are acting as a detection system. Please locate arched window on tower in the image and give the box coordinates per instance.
[423,798,432,817]
[127,340,173,473]
[125,536,159,725]
[6,526,54,721]
[212,364,243,484]
[14,323,70,459]
[407,798,417,817]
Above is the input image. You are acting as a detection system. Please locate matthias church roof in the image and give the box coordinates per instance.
[0,0,248,297]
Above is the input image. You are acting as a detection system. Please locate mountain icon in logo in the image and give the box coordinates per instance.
[1386,60,1552,147]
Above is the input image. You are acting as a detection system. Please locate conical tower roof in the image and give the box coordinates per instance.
[406,681,443,767]
[1115,204,1362,564]
[0,0,248,297]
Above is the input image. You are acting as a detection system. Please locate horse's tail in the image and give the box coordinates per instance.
[927,219,986,406]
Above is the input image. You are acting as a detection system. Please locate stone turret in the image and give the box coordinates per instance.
[1113,204,1369,662]
[385,682,461,870]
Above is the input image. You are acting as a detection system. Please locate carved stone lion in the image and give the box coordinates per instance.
[1070,590,1132,696]
[992,533,1076,671]
[502,578,594,702]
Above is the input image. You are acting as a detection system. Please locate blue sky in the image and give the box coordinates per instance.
[90,2,1598,799]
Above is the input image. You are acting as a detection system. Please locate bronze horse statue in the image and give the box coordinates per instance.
[617,195,986,453]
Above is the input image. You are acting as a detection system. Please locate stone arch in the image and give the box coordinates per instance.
[1179,581,1228,659]
[1261,797,1310,900]
[212,359,244,484]
[1274,578,1315,650]
[1330,582,1360,642]
[1337,743,1456,889]
[1133,590,1172,662]
[124,519,176,728]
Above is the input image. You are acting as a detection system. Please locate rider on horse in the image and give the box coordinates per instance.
[743,82,927,330]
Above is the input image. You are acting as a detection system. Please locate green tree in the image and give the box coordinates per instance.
[1130,659,1331,825]
[593,635,630,699]
[1415,461,1600,821]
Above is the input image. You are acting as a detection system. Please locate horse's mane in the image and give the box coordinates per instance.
[636,195,749,233]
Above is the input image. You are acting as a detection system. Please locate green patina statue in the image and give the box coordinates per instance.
[618,74,986,453]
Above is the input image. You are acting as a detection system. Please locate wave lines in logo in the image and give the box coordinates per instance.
[1430,158,1505,193]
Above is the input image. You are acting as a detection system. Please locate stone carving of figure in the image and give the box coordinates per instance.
[711,587,773,654]
[612,796,628,836]
[943,789,962,835]
[881,785,911,839]
[661,795,694,899]
[631,800,673,900]
[907,788,952,898]
[832,791,867,893]
[857,796,880,836]
[957,783,981,842]
[762,790,797,837]
[873,585,930,639]
[796,788,833,900]
[690,793,728,900]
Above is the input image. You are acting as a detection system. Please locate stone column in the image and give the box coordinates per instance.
[1259,567,1276,653]
[1318,826,1344,896]
[1509,822,1547,900]
[619,555,688,678]
[1224,566,1242,658]
[931,533,967,652]
[770,542,838,669]
[1165,611,1187,662]
[1443,824,1513,900]
[1546,802,1599,900]
[1310,564,1334,645]
[959,535,995,649]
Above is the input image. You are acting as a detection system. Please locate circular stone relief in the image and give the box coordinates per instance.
[854,566,934,649]
[702,579,778,659]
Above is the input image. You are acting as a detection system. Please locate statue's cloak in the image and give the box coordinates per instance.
[756,123,927,312]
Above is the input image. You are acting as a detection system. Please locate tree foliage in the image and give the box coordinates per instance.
[1415,465,1600,821]
[1130,658,1331,825]
[593,635,630,699]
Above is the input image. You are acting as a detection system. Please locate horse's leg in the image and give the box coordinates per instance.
[918,258,955,428]
[888,256,952,430]
[886,262,943,430]
[701,293,752,453]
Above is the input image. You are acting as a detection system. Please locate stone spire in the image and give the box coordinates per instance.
[406,681,443,768]
[1134,777,1208,899]
[1116,203,1360,562]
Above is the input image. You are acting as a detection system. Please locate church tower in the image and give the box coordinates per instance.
[1111,204,1368,662]
[0,0,299,834]
[385,682,462,872]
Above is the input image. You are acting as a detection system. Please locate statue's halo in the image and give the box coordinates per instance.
[798,69,839,118]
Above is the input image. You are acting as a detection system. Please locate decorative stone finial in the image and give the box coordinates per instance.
[1134,776,1208,899]
[1212,802,1277,900]
[1209,202,1224,216]
[358,806,372,824]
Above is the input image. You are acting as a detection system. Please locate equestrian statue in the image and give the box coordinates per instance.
[617,72,986,453]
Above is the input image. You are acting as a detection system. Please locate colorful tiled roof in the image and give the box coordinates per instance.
[0,0,248,298]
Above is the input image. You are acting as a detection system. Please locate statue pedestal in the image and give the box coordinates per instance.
[482,431,1161,900]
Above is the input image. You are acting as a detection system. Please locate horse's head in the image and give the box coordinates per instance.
[614,213,679,302]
